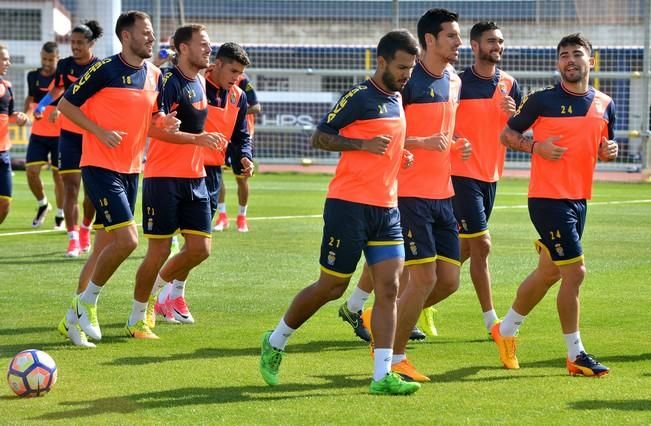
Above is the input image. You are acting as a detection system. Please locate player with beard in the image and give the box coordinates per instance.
[260,30,422,395]
[0,44,29,225]
[24,42,65,229]
[493,33,617,376]
[451,21,522,336]
[55,11,181,347]
[35,21,103,257]
[136,24,226,336]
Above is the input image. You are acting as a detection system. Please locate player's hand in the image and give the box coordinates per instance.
[240,157,255,176]
[533,135,567,160]
[48,109,60,124]
[402,149,414,169]
[161,111,181,132]
[362,135,391,155]
[423,133,450,152]
[14,112,28,126]
[598,136,618,161]
[500,95,517,117]
[455,137,472,161]
[98,129,127,148]
[195,132,226,150]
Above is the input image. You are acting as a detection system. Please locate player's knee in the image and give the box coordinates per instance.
[436,276,460,297]
[186,245,211,265]
[26,167,39,180]
[115,233,138,254]
[473,237,491,259]
[561,263,586,286]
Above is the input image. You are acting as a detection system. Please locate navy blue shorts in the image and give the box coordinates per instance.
[0,151,12,199]
[451,176,497,238]
[82,166,138,231]
[320,198,404,278]
[26,134,60,168]
[528,198,587,265]
[58,129,83,173]
[399,197,460,266]
[142,177,212,238]
[204,165,222,218]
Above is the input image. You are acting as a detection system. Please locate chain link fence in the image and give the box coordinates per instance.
[3,0,650,173]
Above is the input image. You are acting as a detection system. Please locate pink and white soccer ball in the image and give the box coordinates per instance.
[7,349,58,397]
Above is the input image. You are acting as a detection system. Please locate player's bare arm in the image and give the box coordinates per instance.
[499,95,517,116]
[598,136,618,161]
[501,126,567,160]
[311,129,390,155]
[58,97,123,147]
[247,103,261,115]
[34,86,64,120]
[453,137,472,160]
[151,111,181,132]
[405,133,450,152]
[240,157,255,176]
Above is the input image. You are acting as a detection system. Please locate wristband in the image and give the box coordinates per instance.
[35,93,55,114]
[530,141,537,154]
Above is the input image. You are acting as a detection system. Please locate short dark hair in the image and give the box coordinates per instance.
[173,24,206,52]
[72,20,103,41]
[115,10,150,41]
[557,33,593,56]
[216,42,251,66]
[41,41,58,54]
[470,21,500,43]
[377,29,419,62]
[417,8,459,48]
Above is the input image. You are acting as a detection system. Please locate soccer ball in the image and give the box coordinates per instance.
[7,349,58,397]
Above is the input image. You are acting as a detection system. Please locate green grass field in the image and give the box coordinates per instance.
[1,171,650,424]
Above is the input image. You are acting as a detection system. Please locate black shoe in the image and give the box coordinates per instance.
[32,203,51,228]
[54,215,65,230]
[338,303,371,342]
[409,325,427,341]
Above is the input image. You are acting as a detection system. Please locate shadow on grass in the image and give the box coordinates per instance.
[0,254,85,265]
[31,375,372,420]
[104,339,368,366]
[0,322,130,354]
[569,399,651,412]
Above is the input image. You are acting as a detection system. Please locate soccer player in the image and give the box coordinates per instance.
[451,21,522,334]
[213,72,261,232]
[36,21,104,257]
[0,44,29,225]
[493,33,617,376]
[260,30,421,395]
[24,42,65,229]
[55,11,180,346]
[154,41,253,323]
[136,24,226,335]
[375,8,471,382]
[340,12,471,378]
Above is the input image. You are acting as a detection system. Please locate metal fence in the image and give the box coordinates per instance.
[4,0,650,173]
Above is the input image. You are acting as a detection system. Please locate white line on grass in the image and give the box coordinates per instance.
[1,200,649,238]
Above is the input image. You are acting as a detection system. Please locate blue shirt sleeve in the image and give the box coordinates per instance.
[160,73,181,114]
[7,86,14,116]
[316,87,364,135]
[605,100,616,140]
[27,71,37,98]
[229,92,253,161]
[64,60,110,107]
[510,79,523,108]
[153,71,164,115]
[507,90,541,133]
[238,76,259,106]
